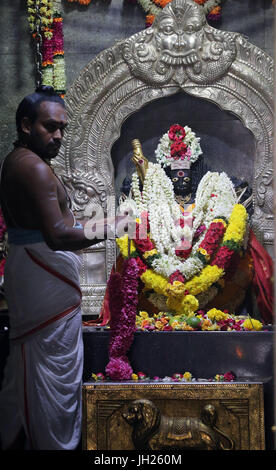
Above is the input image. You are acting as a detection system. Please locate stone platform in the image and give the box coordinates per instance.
[83,328,273,381]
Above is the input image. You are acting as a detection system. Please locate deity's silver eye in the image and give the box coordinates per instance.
[185,22,201,34]
[185,25,195,34]
[184,177,190,182]
[172,177,179,183]
[161,25,174,35]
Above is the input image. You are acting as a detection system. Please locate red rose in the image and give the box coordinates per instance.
[171,141,187,159]
[168,124,186,141]
[169,270,186,284]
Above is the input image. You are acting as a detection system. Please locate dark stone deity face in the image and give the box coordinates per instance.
[166,167,192,197]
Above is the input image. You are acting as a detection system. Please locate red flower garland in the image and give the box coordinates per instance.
[211,245,235,270]
[198,221,226,260]
[105,258,139,380]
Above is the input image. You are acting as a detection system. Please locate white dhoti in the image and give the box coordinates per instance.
[0,240,83,450]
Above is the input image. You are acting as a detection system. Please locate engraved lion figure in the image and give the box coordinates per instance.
[122,398,234,450]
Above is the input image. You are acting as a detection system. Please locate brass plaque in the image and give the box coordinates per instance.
[82,381,265,450]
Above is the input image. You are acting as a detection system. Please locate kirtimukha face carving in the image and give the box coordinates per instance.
[155,0,205,66]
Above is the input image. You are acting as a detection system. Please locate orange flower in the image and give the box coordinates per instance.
[42,60,53,66]
[145,14,155,26]
[201,319,212,330]
[210,6,221,14]
[181,323,193,331]
[194,0,206,5]
[153,0,171,7]
[141,319,150,328]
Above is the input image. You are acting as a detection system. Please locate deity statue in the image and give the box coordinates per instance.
[91,124,273,330]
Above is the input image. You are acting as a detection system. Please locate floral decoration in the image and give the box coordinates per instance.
[119,155,237,286]
[91,370,236,383]
[155,124,203,168]
[135,309,263,332]
[117,200,247,317]
[105,257,139,380]
[112,124,256,380]
[27,0,66,97]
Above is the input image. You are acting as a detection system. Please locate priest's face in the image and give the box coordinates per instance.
[22,101,67,160]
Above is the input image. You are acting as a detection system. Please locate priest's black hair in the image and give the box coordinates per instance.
[15,85,65,137]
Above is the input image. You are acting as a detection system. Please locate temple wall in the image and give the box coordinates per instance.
[0,0,274,164]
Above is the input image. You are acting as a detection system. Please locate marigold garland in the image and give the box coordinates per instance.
[27,0,66,96]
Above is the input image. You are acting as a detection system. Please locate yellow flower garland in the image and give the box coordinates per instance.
[184,265,224,296]
[140,269,168,296]
[116,234,136,257]
[223,204,247,244]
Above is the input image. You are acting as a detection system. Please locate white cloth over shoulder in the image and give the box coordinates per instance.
[0,241,83,450]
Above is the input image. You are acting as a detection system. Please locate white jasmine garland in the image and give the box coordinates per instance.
[192,171,237,232]
[136,163,193,257]
[129,165,237,280]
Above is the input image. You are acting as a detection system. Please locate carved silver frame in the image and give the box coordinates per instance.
[53,0,274,316]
